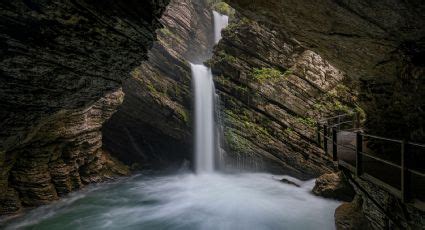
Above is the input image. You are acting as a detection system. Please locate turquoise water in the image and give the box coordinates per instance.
[2,172,340,230]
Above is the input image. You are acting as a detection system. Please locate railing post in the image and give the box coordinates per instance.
[323,124,328,155]
[332,128,338,161]
[355,112,360,129]
[337,116,341,131]
[401,140,409,203]
[356,131,363,176]
[316,123,321,146]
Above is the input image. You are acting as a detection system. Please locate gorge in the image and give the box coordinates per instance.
[1,0,424,229]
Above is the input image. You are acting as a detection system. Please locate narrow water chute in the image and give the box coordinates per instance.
[192,11,229,173]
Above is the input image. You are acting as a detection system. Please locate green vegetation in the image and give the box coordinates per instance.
[216,75,231,86]
[208,0,235,18]
[224,109,271,139]
[179,109,189,125]
[130,68,142,78]
[285,127,294,134]
[146,82,157,93]
[217,51,237,63]
[283,68,294,78]
[213,2,233,16]
[296,117,316,127]
[313,103,326,112]
[252,67,284,81]
[63,15,82,25]
[333,101,351,114]
[354,106,366,121]
[235,84,249,94]
[158,27,183,44]
[159,27,173,37]
[224,129,252,153]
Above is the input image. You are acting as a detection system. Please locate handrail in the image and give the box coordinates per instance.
[315,112,425,209]
[408,142,425,148]
[318,112,355,123]
[362,133,403,143]
[359,151,401,169]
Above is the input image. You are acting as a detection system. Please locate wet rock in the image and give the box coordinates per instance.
[103,0,217,168]
[313,172,355,202]
[335,196,371,230]
[0,0,170,215]
[0,188,22,215]
[350,175,425,229]
[225,0,425,142]
[209,16,357,179]
[280,178,300,187]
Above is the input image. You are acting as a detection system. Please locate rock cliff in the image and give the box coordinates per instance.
[103,2,356,179]
[103,0,215,169]
[210,16,357,178]
[0,0,169,215]
[221,1,425,227]
[225,0,425,142]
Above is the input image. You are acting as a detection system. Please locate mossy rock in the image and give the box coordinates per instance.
[251,67,284,82]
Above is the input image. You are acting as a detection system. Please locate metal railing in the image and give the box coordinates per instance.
[316,113,425,209]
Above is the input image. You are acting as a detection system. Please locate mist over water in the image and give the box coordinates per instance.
[2,173,340,230]
[1,9,340,230]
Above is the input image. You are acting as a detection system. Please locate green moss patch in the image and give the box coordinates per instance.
[296,117,316,127]
[251,67,284,82]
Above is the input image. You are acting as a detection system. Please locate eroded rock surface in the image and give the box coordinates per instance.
[335,195,371,230]
[313,172,355,202]
[210,17,357,178]
[103,0,216,168]
[348,174,425,229]
[225,0,425,142]
[0,0,169,214]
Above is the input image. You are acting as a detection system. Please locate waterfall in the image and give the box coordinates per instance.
[192,64,215,173]
[192,11,228,173]
[213,11,229,43]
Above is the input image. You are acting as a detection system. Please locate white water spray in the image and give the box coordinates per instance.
[192,11,228,173]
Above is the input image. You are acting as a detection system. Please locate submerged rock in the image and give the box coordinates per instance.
[313,172,355,202]
[279,178,300,187]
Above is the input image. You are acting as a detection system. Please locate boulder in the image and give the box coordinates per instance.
[313,172,355,202]
[335,196,371,230]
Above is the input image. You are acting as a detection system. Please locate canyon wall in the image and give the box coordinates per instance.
[0,0,169,214]
[210,16,357,178]
[221,1,425,227]
[225,0,425,142]
[103,0,356,179]
[102,0,215,169]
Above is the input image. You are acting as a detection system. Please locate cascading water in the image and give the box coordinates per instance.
[192,64,215,173]
[213,11,229,43]
[2,8,341,230]
[192,11,228,173]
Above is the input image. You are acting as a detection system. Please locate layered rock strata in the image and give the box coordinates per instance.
[347,173,425,229]
[103,0,216,168]
[0,0,169,214]
[209,17,357,178]
[222,1,425,227]
[225,0,425,142]
[313,172,355,202]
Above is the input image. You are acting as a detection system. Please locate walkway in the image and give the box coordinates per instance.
[316,113,425,210]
